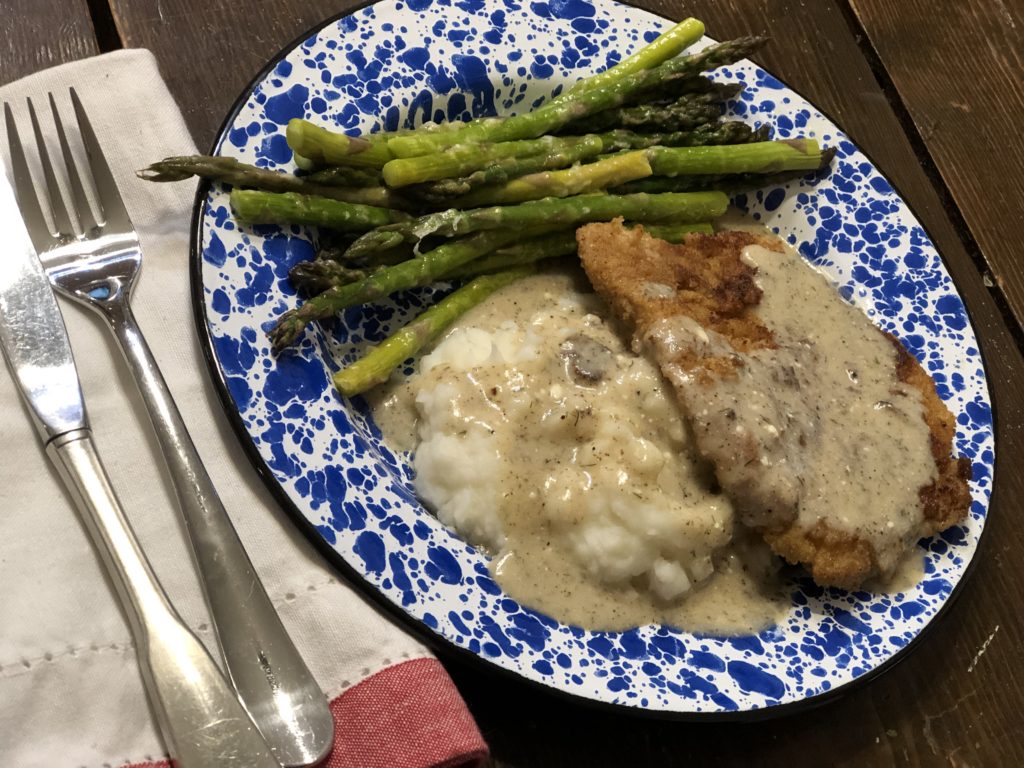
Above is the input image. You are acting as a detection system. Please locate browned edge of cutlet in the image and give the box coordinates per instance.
[761,321,972,588]
[576,220,972,589]
[577,221,781,383]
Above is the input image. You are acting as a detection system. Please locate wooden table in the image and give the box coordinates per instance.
[4,1,1022,765]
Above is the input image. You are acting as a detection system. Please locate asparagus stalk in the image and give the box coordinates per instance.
[565,18,705,95]
[442,230,578,278]
[268,226,554,350]
[448,139,828,207]
[353,16,703,163]
[385,76,731,166]
[289,260,380,296]
[611,146,837,194]
[382,135,604,187]
[450,150,654,207]
[410,136,608,198]
[230,189,411,230]
[316,242,417,266]
[647,139,827,176]
[304,165,384,187]
[299,222,714,295]
[286,119,394,168]
[414,124,768,201]
[139,155,307,187]
[137,155,405,208]
[386,37,768,157]
[333,267,535,396]
[293,152,316,171]
[303,231,575,292]
[387,116,507,139]
[559,89,738,135]
[344,191,728,258]
[450,224,716,270]
[610,174,729,194]
[315,244,359,263]
[331,17,703,168]
[594,122,769,151]
[618,75,741,107]
[311,187,403,209]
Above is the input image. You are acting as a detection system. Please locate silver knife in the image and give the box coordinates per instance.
[0,160,280,768]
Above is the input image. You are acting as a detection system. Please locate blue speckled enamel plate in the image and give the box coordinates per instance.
[191,0,995,717]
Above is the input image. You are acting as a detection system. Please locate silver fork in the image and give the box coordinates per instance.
[3,91,334,768]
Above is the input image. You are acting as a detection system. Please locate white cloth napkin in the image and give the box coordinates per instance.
[0,50,444,767]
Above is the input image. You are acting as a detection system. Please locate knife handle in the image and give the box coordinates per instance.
[104,301,333,768]
[45,429,279,768]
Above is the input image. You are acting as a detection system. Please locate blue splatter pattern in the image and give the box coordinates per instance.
[196,0,994,714]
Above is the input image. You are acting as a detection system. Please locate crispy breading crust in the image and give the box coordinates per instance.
[580,224,777,368]
[576,220,971,588]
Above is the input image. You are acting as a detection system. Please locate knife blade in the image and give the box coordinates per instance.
[0,164,86,442]
[0,149,281,766]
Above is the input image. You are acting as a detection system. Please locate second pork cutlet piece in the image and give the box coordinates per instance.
[576,220,971,588]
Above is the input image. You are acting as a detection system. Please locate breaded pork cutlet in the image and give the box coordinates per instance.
[576,220,971,589]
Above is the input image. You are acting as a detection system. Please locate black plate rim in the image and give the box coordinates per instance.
[188,0,998,723]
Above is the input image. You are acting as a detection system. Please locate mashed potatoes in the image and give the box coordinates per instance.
[409,273,733,603]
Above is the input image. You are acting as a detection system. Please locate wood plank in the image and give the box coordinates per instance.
[0,0,98,85]
[107,0,1024,764]
[848,0,1024,328]
[106,0,350,148]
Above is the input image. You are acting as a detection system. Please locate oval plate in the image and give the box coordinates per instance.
[191,0,994,717]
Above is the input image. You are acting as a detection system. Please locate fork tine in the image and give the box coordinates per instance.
[70,88,131,230]
[3,103,53,248]
[27,97,77,236]
[50,93,98,233]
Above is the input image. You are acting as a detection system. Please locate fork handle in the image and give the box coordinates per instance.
[104,301,333,767]
[46,430,278,768]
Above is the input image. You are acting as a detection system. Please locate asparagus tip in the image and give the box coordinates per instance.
[268,313,306,353]
[136,162,191,182]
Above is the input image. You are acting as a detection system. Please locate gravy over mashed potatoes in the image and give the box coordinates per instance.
[368,268,789,634]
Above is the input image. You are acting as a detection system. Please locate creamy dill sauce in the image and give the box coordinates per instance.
[363,379,419,452]
[371,268,789,634]
[648,244,937,575]
[493,533,785,634]
[867,548,926,594]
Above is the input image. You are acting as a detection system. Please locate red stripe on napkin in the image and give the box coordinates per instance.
[325,657,488,768]
[123,658,487,768]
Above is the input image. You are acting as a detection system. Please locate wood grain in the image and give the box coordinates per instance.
[105,0,1024,764]
[848,0,1024,330]
[0,0,98,86]
[105,0,353,148]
